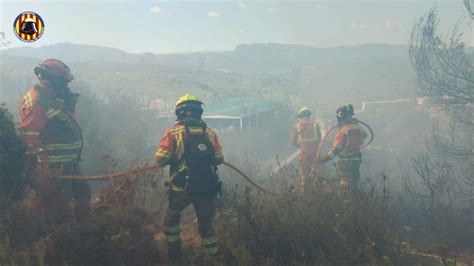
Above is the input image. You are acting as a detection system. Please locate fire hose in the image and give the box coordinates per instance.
[316,119,374,161]
[52,162,275,196]
[222,162,275,196]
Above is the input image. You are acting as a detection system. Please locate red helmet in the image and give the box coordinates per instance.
[34,59,74,82]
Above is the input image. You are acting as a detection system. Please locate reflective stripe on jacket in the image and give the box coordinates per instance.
[18,85,83,164]
[326,120,367,161]
[155,120,224,191]
[290,118,321,158]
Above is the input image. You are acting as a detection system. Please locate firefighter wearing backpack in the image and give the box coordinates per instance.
[318,105,367,186]
[290,107,323,186]
[155,94,224,261]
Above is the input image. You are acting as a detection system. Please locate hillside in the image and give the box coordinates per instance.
[0,42,422,112]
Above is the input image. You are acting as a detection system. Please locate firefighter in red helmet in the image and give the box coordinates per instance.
[18,59,90,222]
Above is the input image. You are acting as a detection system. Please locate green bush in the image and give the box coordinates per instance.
[0,104,27,209]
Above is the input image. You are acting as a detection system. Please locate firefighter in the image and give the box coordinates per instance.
[290,107,323,186]
[318,105,367,186]
[155,93,224,261]
[17,59,90,222]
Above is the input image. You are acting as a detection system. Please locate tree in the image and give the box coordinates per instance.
[409,7,473,201]
[409,8,474,159]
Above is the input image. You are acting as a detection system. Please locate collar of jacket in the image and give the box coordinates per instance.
[34,82,57,98]
[177,117,205,126]
[34,83,68,110]
[298,117,311,123]
[339,118,358,127]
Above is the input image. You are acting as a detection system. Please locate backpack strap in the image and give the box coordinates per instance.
[184,123,191,136]
[178,124,191,165]
[171,124,190,187]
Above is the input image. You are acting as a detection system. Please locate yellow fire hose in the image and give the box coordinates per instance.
[51,161,276,196]
[316,119,374,161]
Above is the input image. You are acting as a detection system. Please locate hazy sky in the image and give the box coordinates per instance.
[0,0,472,54]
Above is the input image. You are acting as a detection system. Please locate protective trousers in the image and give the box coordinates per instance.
[299,155,325,186]
[36,162,91,223]
[299,156,314,186]
[164,191,218,260]
[336,159,361,187]
[64,163,91,220]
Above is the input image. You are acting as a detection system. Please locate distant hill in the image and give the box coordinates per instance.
[1,43,137,64]
[2,42,411,73]
[4,42,472,73]
[2,42,442,112]
[1,43,232,72]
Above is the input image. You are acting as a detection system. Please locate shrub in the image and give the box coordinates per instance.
[0,104,27,211]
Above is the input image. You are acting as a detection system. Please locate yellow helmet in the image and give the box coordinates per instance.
[175,93,202,107]
[298,106,310,114]
[175,93,204,118]
[298,106,312,118]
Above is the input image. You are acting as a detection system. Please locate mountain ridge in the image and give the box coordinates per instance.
[1,42,411,74]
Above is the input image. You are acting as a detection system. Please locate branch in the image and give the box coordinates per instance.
[465,0,474,19]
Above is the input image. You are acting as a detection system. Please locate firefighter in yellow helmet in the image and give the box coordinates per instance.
[290,107,323,186]
[155,94,224,261]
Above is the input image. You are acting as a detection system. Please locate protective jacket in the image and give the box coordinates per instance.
[18,84,82,164]
[290,117,322,186]
[155,119,224,192]
[290,117,321,158]
[323,119,367,162]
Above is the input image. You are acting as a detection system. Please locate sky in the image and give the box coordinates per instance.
[0,0,472,54]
